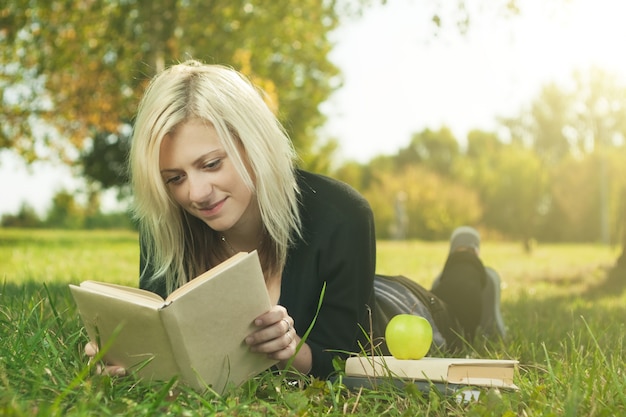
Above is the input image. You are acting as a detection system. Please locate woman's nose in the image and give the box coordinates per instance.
[187,173,213,204]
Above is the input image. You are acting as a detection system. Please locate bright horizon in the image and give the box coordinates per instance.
[2,0,626,216]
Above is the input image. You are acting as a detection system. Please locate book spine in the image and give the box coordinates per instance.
[159,306,202,390]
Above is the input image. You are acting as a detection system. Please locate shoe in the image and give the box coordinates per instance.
[431,267,506,340]
[479,267,506,339]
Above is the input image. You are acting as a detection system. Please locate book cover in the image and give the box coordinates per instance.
[69,251,278,392]
[345,356,518,390]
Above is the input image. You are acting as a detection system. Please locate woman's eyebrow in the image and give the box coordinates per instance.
[160,150,224,173]
[191,149,227,167]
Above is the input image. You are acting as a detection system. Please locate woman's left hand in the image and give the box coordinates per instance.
[245,305,297,361]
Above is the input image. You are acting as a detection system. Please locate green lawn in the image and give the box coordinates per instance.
[1,229,624,416]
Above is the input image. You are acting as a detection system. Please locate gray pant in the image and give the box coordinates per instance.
[371,275,461,355]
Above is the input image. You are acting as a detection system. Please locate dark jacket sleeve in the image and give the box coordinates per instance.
[309,205,375,377]
[281,172,376,378]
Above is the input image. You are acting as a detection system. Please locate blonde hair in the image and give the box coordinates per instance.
[129,60,301,294]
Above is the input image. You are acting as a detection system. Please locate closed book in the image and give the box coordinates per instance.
[345,356,518,390]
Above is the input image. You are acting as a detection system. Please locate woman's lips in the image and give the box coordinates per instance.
[196,198,226,218]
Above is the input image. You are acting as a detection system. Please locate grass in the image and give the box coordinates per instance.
[1,228,625,416]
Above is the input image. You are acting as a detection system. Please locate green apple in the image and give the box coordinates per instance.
[385,314,433,360]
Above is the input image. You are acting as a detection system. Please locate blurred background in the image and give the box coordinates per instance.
[1,0,625,253]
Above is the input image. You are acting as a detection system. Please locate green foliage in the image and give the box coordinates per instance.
[332,69,626,245]
[459,143,548,243]
[1,0,526,191]
[466,129,503,158]
[363,166,482,240]
[3,4,626,248]
[79,128,131,192]
[0,189,134,230]
[44,190,86,230]
[396,127,460,176]
[0,203,41,228]
[1,230,624,416]
[497,68,626,243]
[1,0,343,165]
[548,150,626,242]
[572,67,626,152]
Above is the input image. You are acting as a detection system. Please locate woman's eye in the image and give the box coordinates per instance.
[165,174,184,185]
[204,159,222,170]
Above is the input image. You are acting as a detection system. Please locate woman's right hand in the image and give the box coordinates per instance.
[85,342,127,376]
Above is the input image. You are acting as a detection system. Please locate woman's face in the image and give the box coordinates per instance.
[159,119,257,233]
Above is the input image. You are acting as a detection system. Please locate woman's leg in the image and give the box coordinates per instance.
[431,254,506,342]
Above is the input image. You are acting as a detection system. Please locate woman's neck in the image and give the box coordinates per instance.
[220,228,265,254]
[220,199,265,254]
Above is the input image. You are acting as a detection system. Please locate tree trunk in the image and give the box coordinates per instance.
[618,229,626,269]
[617,187,626,269]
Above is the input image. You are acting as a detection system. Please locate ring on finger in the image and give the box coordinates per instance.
[281,318,292,334]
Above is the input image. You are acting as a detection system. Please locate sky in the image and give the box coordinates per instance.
[2,0,626,216]
[322,0,626,162]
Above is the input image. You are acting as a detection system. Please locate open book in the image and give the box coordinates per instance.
[345,356,518,390]
[69,251,277,392]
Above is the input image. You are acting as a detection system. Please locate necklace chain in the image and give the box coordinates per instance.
[220,233,265,255]
[220,235,237,255]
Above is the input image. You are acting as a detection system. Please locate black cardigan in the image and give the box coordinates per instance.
[281,170,376,377]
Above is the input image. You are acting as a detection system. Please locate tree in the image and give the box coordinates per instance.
[396,127,460,176]
[501,68,626,244]
[1,0,529,215]
[548,150,626,243]
[1,0,343,166]
[44,190,85,229]
[571,68,626,243]
[460,139,547,248]
[79,126,132,197]
[1,0,527,165]
[517,83,574,166]
[465,129,502,159]
[1,203,41,228]
[363,166,482,240]
[617,186,626,269]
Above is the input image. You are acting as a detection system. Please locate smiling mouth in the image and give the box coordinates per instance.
[195,198,226,217]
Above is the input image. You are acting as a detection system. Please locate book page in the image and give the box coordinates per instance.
[447,362,517,386]
[77,281,165,308]
[166,252,249,302]
[69,285,180,379]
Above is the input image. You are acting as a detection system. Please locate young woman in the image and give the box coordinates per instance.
[86,60,504,379]
[127,60,378,377]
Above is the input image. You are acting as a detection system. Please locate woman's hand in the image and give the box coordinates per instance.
[245,305,312,374]
[84,342,127,376]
